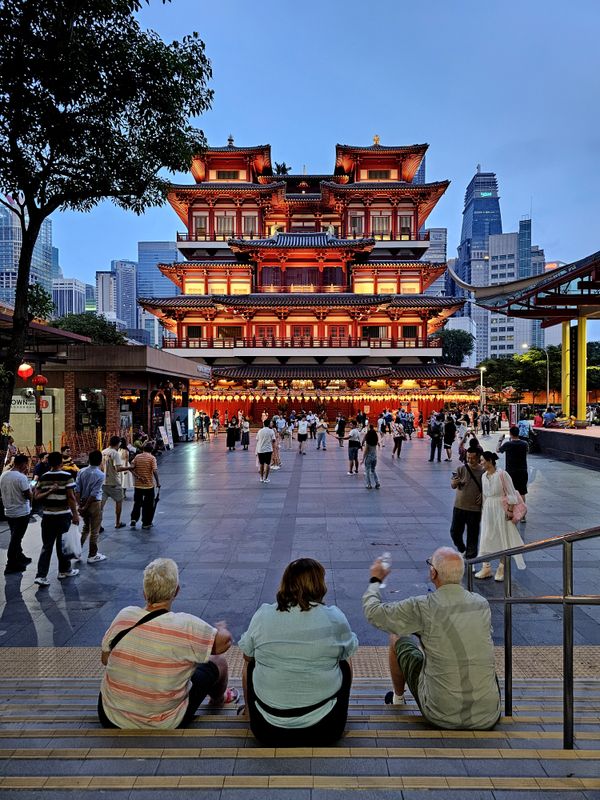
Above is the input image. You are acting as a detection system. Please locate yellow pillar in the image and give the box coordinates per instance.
[576,315,587,420]
[561,321,571,415]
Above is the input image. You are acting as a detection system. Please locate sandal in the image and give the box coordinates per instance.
[219,687,240,706]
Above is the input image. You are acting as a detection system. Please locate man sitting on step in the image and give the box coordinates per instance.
[99,558,238,728]
[362,547,501,730]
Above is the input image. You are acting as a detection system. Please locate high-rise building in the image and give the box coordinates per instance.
[95,271,116,315]
[51,247,63,280]
[451,168,503,364]
[412,156,426,185]
[85,283,96,312]
[52,278,86,317]
[137,242,180,299]
[424,228,447,296]
[0,205,53,303]
[111,259,138,329]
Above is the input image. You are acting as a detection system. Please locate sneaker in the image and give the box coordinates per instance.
[99,526,105,533]
[375,484,381,489]
[384,690,406,706]
[87,553,107,563]
[263,478,270,483]
[130,521,137,528]
[142,524,153,530]
[347,472,353,475]
[57,569,79,579]
[474,563,493,580]
[259,478,264,483]
[34,576,50,586]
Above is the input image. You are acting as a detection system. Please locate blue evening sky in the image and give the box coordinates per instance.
[53,0,600,334]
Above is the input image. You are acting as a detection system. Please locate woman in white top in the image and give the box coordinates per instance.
[476,451,526,582]
[118,438,134,497]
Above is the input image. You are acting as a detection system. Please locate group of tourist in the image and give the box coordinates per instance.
[0,435,161,583]
[98,551,501,742]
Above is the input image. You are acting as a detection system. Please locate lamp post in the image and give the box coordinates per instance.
[479,365,486,412]
[522,344,550,408]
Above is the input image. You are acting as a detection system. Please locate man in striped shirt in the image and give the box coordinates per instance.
[34,451,80,587]
[99,558,237,729]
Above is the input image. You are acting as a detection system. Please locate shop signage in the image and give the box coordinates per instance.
[11,395,53,414]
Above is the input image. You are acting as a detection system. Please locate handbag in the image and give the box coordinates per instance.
[61,524,82,559]
[499,470,527,523]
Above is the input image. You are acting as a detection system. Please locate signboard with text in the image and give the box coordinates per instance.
[11,395,53,414]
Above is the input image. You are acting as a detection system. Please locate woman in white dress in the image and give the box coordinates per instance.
[475,451,526,582]
[118,438,135,498]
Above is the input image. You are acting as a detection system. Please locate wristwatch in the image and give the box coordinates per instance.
[369,576,382,584]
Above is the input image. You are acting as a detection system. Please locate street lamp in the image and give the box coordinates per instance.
[479,365,486,412]
[522,343,550,408]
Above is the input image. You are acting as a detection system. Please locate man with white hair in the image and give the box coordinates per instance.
[99,558,237,728]
[363,546,501,730]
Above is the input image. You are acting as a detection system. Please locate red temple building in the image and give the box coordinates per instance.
[139,137,479,420]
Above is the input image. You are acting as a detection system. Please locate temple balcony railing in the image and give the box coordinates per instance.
[163,336,442,350]
[177,232,263,242]
[176,231,431,243]
[258,285,346,294]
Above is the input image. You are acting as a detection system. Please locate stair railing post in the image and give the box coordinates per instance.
[504,555,513,717]
[563,539,574,749]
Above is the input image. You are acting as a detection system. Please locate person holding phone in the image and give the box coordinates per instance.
[449,446,484,560]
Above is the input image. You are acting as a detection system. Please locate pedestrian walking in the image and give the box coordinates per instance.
[226,418,238,452]
[377,413,387,446]
[75,450,107,563]
[336,414,346,447]
[475,452,526,581]
[241,416,250,450]
[271,423,282,470]
[297,415,309,455]
[450,446,484,560]
[427,413,444,463]
[33,451,80,586]
[255,420,276,484]
[316,416,328,450]
[344,420,362,474]
[101,436,129,529]
[118,438,135,499]
[130,443,160,530]
[497,426,529,519]
[390,418,406,459]
[443,414,457,461]
[362,425,381,489]
[0,454,33,574]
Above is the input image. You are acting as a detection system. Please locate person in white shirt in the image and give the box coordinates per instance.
[297,415,309,455]
[0,454,33,574]
[255,420,277,483]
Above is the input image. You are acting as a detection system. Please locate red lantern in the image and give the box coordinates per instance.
[32,374,48,392]
[17,362,34,379]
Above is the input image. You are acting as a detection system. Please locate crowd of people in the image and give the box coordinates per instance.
[0,431,161,583]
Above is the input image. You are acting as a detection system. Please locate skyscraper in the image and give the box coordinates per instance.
[96,271,116,315]
[451,168,503,363]
[51,247,63,280]
[85,283,97,312]
[111,259,138,329]
[52,278,86,317]
[137,242,180,299]
[423,228,447,296]
[0,205,53,303]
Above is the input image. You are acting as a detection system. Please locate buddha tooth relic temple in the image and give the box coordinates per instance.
[139,137,480,419]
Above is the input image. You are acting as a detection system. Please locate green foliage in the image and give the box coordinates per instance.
[53,313,127,344]
[587,366,600,390]
[275,162,292,175]
[437,329,475,366]
[587,341,600,367]
[27,283,54,321]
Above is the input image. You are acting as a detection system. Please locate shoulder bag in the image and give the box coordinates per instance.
[109,608,169,651]
[499,470,527,523]
[464,464,482,506]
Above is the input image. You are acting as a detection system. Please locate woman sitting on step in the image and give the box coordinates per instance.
[239,558,358,746]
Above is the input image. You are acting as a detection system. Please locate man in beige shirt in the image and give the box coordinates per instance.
[450,446,484,560]
[130,443,160,530]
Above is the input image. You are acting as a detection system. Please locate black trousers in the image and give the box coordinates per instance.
[429,438,442,461]
[392,436,403,457]
[36,514,72,578]
[450,507,482,559]
[246,660,352,747]
[131,488,155,525]
[6,514,30,568]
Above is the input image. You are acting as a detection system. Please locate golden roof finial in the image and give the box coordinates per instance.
[373,134,380,146]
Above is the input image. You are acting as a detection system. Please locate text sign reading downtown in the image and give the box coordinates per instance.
[11,395,54,414]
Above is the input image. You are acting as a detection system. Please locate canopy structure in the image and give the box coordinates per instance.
[449,250,600,418]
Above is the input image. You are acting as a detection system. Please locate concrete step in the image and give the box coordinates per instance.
[0,678,598,797]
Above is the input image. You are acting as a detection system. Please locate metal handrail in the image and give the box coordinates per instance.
[466,524,600,749]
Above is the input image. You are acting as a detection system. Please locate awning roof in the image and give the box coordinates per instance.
[211,364,479,382]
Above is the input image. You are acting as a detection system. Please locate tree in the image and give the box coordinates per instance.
[53,313,127,345]
[27,283,54,321]
[0,0,213,424]
[275,162,292,175]
[437,329,475,366]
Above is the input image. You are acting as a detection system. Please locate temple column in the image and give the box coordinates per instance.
[235,204,243,237]
[208,204,215,238]
[373,271,378,294]
[203,271,208,294]
[363,202,371,237]
[414,203,419,238]
[561,321,571,416]
[391,202,398,241]
[577,315,587,419]
[396,271,401,294]
[175,313,184,344]
[226,269,232,295]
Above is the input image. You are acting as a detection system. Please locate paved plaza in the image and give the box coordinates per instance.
[1,430,599,649]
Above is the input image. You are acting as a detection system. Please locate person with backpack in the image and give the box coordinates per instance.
[427,413,444,463]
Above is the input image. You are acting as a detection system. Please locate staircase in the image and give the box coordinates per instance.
[0,677,599,797]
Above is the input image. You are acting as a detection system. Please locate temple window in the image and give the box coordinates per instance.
[292,325,313,339]
[208,281,227,293]
[354,279,374,294]
[261,266,283,287]
[216,170,239,180]
[187,325,203,339]
[257,326,276,339]
[243,215,258,235]
[371,212,391,235]
[193,215,208,237]
[362,325,388,338]
[367,170,391,180]
[402,325,418,339]
[217,325,243,339]
[329,325,347,338]
[323,266,344,286]
[398,214,413,239]
[400,279,420,294]
[349,213,364,235]
[215,213,235,237]
[378,281,396,293]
